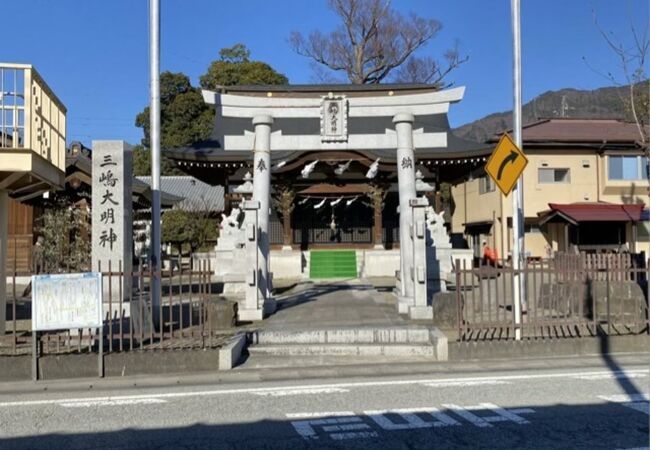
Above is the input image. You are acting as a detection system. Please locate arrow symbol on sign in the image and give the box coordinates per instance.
[497,150,519,180]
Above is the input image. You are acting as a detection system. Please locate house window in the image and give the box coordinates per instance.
[524,224,541,234]
[479,176,495,194]
[608,155,649,180]
[538,168,570,183]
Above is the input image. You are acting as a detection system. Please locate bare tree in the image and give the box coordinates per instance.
[589,7,649,176]
[392,41,467,85]
[289,0,467,85]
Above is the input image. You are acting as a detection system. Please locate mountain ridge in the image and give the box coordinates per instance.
[454,84,633,143]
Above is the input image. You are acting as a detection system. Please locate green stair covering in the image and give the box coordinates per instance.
[309,250,357,279]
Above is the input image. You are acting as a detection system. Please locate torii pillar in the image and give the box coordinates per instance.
[394,113,417,314]
[240,115,276,321]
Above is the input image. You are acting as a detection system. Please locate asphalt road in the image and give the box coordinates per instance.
[0,359,648,449]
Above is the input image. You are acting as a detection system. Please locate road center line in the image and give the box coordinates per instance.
[0,368,646,408]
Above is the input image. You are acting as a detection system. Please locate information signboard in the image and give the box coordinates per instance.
[32,272,103,331]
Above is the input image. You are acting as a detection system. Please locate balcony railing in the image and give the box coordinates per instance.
[0,63,66,172]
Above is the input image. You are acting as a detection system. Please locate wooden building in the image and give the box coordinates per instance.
[5,142,181,273]
[164,84,490,251]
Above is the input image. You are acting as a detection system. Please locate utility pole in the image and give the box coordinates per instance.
[511,0,524,340]
[149,0,161,316]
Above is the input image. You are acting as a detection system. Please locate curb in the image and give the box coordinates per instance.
[218,333,247,370]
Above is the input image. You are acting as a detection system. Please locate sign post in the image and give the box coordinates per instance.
[485,132,527,341]
[511,0,525,341]
[484,1,527,342]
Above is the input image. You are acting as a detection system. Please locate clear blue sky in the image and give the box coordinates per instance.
[3,0,648,147]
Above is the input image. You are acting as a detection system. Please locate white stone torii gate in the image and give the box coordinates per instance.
[202,87,465,320]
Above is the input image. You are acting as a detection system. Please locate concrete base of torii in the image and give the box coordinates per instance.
[238,299,277,322]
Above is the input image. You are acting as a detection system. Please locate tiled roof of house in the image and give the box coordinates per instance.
[491,118,649,144]
[539,202,645,225]
[137,176,224,212]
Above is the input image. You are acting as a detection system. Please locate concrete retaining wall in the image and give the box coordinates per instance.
[449,334,650,361]
[0,334,248,382]
[361,249,401,278]
[270,250,303,280]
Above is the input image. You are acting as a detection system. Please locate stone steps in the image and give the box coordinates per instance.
[250,327,433,345]
[242,326,448,369]
[309,250,357,278]
[247,343,437,357]
[239,354,437,370]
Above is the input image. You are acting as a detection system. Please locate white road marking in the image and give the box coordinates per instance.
[253,387,349,397]
[575,373,648,380]
[330,431,379,440]
[321,423,372,432]
[286,411,355,419]
[365,407,460,430]
[599,394,650,402]
[599,394,650,415]
[472,403,532,425]
[622,402,650,414]
[424,380,510,388]
[60,398,167,408]
[0,368,646,408]
[288,403,535,440]
[442,403,535,427]
[290,416,370,440]
[442,404,492,427]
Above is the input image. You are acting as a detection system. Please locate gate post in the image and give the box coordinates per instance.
[409,197,431,319]
[250,115,276,318]
[240,200,263,321]
[393,113,417,314]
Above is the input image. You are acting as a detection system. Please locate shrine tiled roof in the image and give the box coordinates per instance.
[136,176,224,212]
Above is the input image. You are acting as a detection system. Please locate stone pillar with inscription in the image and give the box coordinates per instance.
[249,116,276,319]
[394,113,417,314]
[91,141,140,331]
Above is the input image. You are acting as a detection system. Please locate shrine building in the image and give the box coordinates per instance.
[164,83,488,286]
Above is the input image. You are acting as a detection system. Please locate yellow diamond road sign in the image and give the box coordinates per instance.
[485,133,528,196]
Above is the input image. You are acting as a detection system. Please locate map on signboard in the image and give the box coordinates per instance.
[485,133,529,196]
[32,272,103,331]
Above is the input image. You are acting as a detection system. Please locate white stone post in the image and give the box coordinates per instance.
[240,200,261,321]
[252,115,276,316]
[394,113,417,313]
[409,197,432,319]
[0,190,7,334]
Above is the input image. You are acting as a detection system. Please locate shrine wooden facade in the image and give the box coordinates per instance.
[165,84,490,250]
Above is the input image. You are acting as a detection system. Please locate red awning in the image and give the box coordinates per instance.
[540,203,645,225]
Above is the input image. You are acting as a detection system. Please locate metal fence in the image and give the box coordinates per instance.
[454,253,649,341]
[1,259,231,357]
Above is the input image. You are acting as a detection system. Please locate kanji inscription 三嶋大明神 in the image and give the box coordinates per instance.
[97,154,120,251]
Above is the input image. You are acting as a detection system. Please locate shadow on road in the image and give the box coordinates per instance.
[598,330,649,436]
[0,401,647,450]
